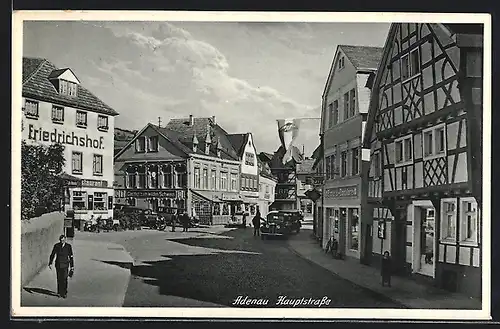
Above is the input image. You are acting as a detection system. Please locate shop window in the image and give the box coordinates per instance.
[222,203,229,215]
[423,124,446,160]
[51,105,64,123]
[135,137,146,153]
[460,198,479,245]
[76,110,87,128]
[72,191,87,210]
[250,205,256,215]
[395,135,413,166]
[93,154,103,176]
[94,192,108,211]
[24,99,39,118]
[72,151,83,174]
[98,115,108,131]
[213,203,221,216]
[440,198,457,242]
[349,208,360,251]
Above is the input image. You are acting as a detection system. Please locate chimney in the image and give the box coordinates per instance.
[211,115,216,125]
[189,114,194,126]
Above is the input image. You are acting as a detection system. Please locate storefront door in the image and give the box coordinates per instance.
[412,202,436,278]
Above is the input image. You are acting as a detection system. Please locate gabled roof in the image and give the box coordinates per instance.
[227,133,247,157]
[22,57,118,116]
[114,123,191,160]
[339,45,384,71]
[47,68,81,84]
[165,117,239,161]
[322,45,383,99]
[258,152,274,163]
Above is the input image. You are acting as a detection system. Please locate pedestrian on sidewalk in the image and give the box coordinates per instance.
[48,234,75,298]
[182,211,190,232]
[381,251,392,287]
[252,211,261,237]
[171,211,177,232]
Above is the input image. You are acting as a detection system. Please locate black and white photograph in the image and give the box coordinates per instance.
[11,11,491,320]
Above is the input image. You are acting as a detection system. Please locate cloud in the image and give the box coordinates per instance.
[98,22,316,153]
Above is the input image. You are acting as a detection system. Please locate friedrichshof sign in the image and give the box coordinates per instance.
[27,124,105,150]
[325,186,358,198]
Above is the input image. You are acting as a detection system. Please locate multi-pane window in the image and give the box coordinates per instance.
[231,173,238,191]
[25,99,39,118]
[202,168,209,189]
[401,48,421,81]
[460,198,478,244]
[395,135,413,165]
[76,110,87,127]
[373,152,381,177]
[351,148,359,175]
[328,103,334,128]
[211,169,217,190]
[72,191,87,210]
[330,154,336,179]
[333,100,339,125]
[325,155,331,180]
[194,167,201,189]
[343,93,350,121]
[162,165,173,188]
[221,172,228,191]
[338,56,345,69]
[126,172,137,189]
[441,199,457,241]
[98,115,108,131]
[51,105,64,123]
[135,137,146,153]
[349,89,356,117]
[245,152,255,166]
[176,165,187,188]
[94,192,107,211]
[148,136,159,152]
[423,124,446,159]
[93,154,103,175]
[341,151,347,177]
[72,151,82,174]
[60,80,78,97]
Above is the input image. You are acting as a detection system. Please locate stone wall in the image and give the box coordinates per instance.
[21,212,64,286]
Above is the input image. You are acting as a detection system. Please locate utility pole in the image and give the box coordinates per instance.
[158,117,162,128]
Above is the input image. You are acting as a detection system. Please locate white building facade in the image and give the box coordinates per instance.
[22,57,118,225]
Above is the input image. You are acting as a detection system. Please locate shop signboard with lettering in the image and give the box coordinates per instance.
[125,190,187,199]
[325,185,358,199]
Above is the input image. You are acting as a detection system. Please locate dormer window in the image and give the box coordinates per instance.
[135,137,146,153]
[148,136,159,152]
[60,79,78,97]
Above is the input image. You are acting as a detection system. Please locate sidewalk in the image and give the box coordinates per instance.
[21,238,134,307]
[288,233,482,310]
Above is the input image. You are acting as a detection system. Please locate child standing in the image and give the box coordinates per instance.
[381,251,392,287]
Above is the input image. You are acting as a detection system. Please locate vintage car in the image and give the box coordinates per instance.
[260,210,302,239]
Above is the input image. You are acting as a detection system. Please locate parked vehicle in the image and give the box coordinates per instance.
[260,210,302,239]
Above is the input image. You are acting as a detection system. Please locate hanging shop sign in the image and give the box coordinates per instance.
[126,190,186,199]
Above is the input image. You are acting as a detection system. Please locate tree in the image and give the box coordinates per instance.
[21,141,65,220]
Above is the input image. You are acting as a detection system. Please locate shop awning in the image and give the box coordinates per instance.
[58,172,82,186]
[191,190,221,203]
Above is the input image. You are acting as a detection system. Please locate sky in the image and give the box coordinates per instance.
[22,20,390,155]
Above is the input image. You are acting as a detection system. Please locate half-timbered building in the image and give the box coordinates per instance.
[361,23,484,298]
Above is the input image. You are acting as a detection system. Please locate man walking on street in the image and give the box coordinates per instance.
[182,211,190,232]
[252,210,261,237]
[48,234,74,298]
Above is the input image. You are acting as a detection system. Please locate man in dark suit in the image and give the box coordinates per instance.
[48,234,74,298]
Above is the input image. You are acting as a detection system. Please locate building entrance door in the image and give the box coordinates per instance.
[411,201,436,278]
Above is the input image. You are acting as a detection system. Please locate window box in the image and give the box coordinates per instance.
[51,105,64,124]
[395,135,413,167]
[440,198,457,243]
[423,123,447,161]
